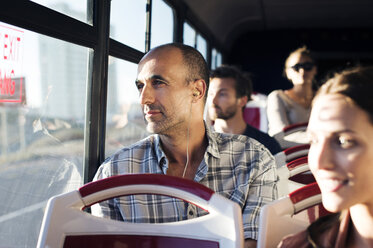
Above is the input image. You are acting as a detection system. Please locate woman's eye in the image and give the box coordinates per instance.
[337,136,356,149]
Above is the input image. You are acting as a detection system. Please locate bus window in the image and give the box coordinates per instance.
[216,51,222,67]
[0,22,86,247]
[31,0,87,24]
[105,57,148,158]
[211,48,222,69]
[183,22,208,60]
[196,34,207,60]
[211,48,218,69]
[150,0,174,49]
[110,0,147,52]
[183,22,196,48]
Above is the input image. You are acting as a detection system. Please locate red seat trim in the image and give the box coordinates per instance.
[79,174,214,201]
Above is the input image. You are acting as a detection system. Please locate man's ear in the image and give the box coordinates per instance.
[238,95,248,108]
[191,79,207,102]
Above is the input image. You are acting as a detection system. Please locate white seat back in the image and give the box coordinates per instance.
[273,122,309,149]
[257,182,330,248]
[276,156,315,197]
[274,144,310,168]
[37,174,244,248]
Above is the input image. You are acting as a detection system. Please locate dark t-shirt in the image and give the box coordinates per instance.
[243,125,281,155]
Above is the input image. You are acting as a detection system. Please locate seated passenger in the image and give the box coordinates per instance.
[208,65,281,155]
[91,43,278,248]
[267,46,317,136]
[278,66,373,247]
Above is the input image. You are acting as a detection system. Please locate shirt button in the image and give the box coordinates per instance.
[187,204,196,218]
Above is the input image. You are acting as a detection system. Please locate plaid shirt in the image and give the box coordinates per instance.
[92,124,278,240]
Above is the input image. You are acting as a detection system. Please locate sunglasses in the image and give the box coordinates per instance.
[290,62,314,72]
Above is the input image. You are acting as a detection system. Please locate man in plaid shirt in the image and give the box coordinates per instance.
[92,43,277,248]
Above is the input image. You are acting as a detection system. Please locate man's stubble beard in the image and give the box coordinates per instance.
[145,108,186,136]
[212,104,237,120]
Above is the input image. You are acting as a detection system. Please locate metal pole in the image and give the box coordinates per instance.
[145,0,152,52]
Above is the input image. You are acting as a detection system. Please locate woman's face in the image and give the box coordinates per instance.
[285,54,317,85]
[308,94,373,212]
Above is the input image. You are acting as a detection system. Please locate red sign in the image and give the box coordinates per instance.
[0,24,24,103]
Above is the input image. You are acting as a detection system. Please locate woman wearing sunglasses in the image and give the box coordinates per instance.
[267,46,317,136]
[278,66,373,247]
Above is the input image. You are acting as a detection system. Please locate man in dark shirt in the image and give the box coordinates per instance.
[208,65,281,155]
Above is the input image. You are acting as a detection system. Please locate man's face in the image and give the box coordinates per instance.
[135,47,192,135]
[207,77,240,120]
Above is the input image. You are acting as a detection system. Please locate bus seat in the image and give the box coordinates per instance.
[243,107,261,130]
[257,182,331,248]
[276,156,315,197]
[274,144,310,168]
[243,92,268,132]
[36,174,244,248]
[273,122,310,149]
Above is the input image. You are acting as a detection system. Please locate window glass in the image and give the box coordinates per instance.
[110,0,147,52]
[211,48,223,69]
[216,51,223,67]
[150,0,174,48]
[106,57,148,158]
[183,23,207,59]
[31,0,87,24]
[0,22,86,247]
[196,34,207,59]
[183,22,196,47]
[211,48,218,69]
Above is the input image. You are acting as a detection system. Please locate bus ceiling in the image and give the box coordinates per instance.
[173,0,373,52]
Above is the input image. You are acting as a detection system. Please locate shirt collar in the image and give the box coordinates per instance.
[150,122,220,176]
[152,134,168,174]
[204,122,221,159]
[152,122,220,159]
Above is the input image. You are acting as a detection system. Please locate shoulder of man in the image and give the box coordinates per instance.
[98,135,158,171]
[212,130,272,154]
[104,135,156,161]
[243,125,282,154]
[94,135,158,180]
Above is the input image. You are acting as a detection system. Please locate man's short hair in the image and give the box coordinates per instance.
[210,65,252,101]
[151,43,210,93]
